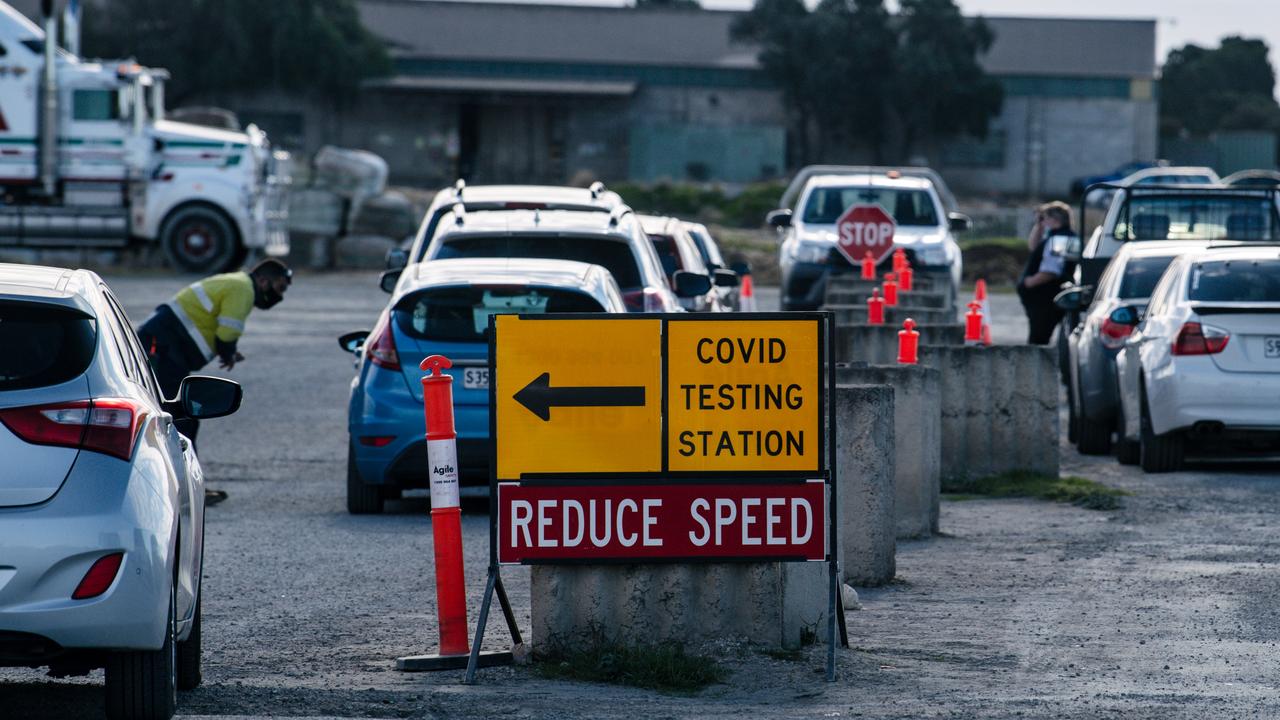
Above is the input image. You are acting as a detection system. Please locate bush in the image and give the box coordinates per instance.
[609,181,787,228]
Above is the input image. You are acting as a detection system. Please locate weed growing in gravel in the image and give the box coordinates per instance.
[535,639,727,694]
[943,471,1130,510]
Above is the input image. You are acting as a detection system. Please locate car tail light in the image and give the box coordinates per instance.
[622,287,667,313]
[367,313,401,371]
[72,552,124,600]
[358,436,395,447]
[1099,317,1135,349]
[1172,322,1230,356]
[0,399,145,461]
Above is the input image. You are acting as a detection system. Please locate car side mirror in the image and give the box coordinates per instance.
[175,375,242,420]
[765,209,792,229]
[673,270,713,298]
[338,330,369,354]
[1109,305,1141,327]
[947,212,971,233]
[385,247,408,272]
[379,269,400,294]
[1053,286,1085,311]
[730,260,751,276]
[713,269,739,288]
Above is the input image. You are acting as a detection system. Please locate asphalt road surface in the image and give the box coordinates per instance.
[4,271,1276,719]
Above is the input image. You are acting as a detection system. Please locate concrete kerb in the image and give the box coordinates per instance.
[917,345,1060,482]
[837,364,942,538]
[835,323,964,364]
[833,384,896,586]
[826,304,955,327]
[530,561,829,651]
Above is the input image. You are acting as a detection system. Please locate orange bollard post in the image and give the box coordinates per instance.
[899,265,913,292]
[897,318,919,365]
[860,251,875,280]
[883,272,899,306]
[420,355,469,658]
[868,287,885,325]
[739,273,757,312]
[964,301,984,346]
[974,279,992,346]
[892,248,907,276]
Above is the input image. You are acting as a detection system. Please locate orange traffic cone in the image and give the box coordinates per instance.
[974,279,992,346]
[897,318,919,364]
[868,287,885,325]
[740,273,757,312]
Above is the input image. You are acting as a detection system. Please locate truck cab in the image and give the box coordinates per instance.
[0,2,288,272]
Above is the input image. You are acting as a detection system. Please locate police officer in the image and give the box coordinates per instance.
[1017,201,1074,345]
[136,258,293,445]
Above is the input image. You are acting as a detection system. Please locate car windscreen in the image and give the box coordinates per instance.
[433,235,642,290]
[0,302,97,391]
[1188,259,1280,303]
[395,286,605,342]
[1114,196,1278,242]
[1117,256,1176,299]
[801,187,939,226]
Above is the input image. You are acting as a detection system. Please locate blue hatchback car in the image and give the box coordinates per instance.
[341,257,627,513]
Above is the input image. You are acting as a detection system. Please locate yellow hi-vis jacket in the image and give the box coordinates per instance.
[167,272,254,361]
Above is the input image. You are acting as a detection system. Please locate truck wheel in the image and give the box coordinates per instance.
[162,206,240,273]
[105,587,177,720]
[347,442,384,515]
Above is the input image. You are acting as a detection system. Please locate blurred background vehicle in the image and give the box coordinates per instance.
[683,221,749,312]
[638,214,733,312]
[1222,169,1280,188]
[340,258,627,514]
[1070,161,1166,197]
[1115,245,1280,472]
[0,263,242,720]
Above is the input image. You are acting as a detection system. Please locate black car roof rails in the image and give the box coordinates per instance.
[607,205,633,228]
[589,181,607,199]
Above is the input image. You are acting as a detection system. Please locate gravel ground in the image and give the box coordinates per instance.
[4,272,1278,719]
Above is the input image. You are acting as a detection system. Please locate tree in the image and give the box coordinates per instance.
[731,0,820,163]
[1161,37,1280,136]
[891,0,1003,160]
[81,0,391,107]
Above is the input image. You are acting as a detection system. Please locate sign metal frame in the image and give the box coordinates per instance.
[465,311,845,683]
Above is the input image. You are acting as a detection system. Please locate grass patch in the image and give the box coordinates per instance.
[535,639,727,694]
[942,471,1130,511]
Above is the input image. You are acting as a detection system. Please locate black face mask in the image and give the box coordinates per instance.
[254,284,284,309]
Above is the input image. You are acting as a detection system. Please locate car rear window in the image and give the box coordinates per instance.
[802,187,939,226]
[1188,259,1280,302]
[0,302,96,390]
[395,286,606,342]
[649,235,682,276]
[1117,256,1175,299]
[434,235,641,289]
[1114,196,1278,241]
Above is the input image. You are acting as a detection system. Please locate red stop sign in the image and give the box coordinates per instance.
[836,205,897,266]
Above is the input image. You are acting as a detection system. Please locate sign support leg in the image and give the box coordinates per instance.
[826,312,840,682]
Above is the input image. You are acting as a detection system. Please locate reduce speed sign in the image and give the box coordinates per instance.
[836,204,896,267]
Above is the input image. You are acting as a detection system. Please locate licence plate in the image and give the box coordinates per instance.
[1266,336,1280,359]
[463,367,490,390]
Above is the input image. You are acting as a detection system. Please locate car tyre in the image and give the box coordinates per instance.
[176,592,202,691]
[105,588,177,720]
[161,205,240,274]
[1066,388,1079,444]
[1115,438,1140,466]
[1139,385,1183,473]
[1077,414,1112,455]
[347,442,384,515]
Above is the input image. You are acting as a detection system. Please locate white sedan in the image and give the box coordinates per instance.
[1115,246,1280,472]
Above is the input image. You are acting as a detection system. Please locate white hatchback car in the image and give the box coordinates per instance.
[1115,246,1280,472]
[0,264,242,719]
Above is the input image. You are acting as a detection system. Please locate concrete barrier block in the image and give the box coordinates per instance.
[531,560,831,651]
[837,364,942,538]
[834,385,895,586]
[826,288,949,309]
[835,323,965,364]
[917,345,1059,482]
[827,275,937,295]
[826,304,955,327]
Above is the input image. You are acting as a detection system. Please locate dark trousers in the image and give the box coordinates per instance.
[1024,302,1063,345]
[136,306,207,446]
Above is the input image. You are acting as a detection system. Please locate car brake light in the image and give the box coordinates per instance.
[0,398,145,461]
[1099,317,1135,349]
[358,436,395,447]
[367,313,401,371]
[72,552,124,600]
[1172,322,1229,356]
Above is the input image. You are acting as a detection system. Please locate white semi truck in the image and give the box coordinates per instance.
[0,1,289,272]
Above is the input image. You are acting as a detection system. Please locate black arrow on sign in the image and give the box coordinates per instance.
[513,372,646,422]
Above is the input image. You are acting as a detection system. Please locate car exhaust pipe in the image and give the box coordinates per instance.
[1191,421,1225,437]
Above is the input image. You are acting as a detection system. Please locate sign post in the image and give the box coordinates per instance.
[467,313,844,683]
[836,204,897,268]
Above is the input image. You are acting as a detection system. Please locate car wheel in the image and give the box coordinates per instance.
[1077,414,1113,455]
[105,587,177,720]
[1066,388,1079,444]
[176,592,202,691]
[161,205,240,274]
[347,442,384,515]
[1139,384,1183,473]
[1115,438,1140,466]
